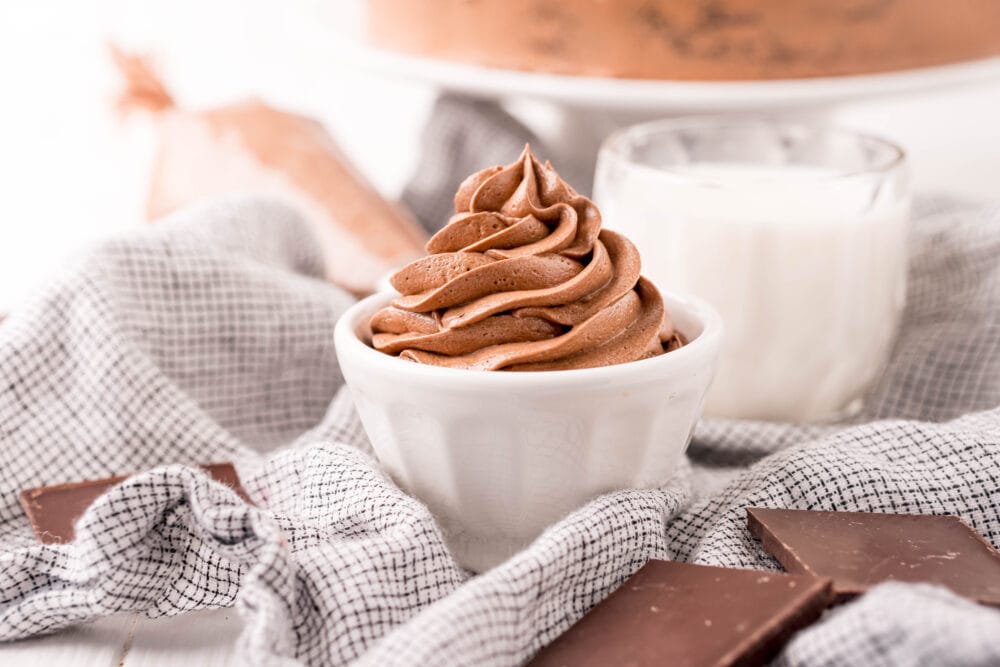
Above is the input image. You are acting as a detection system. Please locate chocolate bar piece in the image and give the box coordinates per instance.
[20,463,248,544]
[528,560,832,667]
[747,507,1000,606]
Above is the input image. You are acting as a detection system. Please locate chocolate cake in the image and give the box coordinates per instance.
[368,0,1000,80]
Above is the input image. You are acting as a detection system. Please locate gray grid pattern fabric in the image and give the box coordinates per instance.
[1,195,1000,663]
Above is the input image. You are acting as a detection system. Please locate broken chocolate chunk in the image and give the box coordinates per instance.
[528,560,832,667]
[20,463,248,544]
[747,507,1000,606]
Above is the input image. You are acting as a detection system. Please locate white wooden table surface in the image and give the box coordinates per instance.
[0,609,242,666]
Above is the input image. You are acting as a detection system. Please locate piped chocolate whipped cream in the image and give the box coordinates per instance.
[370,146,683,371]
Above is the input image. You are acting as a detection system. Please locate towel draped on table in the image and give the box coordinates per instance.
[1,96,1000,666]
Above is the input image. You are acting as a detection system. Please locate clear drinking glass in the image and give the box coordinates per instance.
[594,119,910,422]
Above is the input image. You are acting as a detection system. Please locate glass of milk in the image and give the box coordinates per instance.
[594,119,910,422]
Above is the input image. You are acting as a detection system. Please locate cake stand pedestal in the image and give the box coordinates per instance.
[334,33,1000,187]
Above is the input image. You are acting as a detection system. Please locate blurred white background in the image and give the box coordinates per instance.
[1,0,998,312]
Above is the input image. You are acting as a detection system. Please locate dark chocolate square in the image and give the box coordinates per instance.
[528,560,831,667]
[20,462,248,544]
[747,507,1000,605]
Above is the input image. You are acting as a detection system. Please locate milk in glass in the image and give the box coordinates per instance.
[595,123,909,421]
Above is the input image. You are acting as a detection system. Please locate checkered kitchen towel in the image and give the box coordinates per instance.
[2,100,1000,667]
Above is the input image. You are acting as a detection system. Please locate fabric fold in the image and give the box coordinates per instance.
[1,191,999,666]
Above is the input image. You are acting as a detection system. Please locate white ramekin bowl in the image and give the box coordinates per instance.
[334,290,722,571]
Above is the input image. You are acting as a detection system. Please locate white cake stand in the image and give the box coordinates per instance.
[315,4,1000,185]
[347,41,1000,114]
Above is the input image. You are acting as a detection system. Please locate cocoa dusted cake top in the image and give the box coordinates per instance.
[368,0,1000,81]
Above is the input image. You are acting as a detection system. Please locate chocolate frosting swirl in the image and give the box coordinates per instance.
[370,146,683,371]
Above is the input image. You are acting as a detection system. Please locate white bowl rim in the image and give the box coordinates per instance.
[335,288,723,388]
